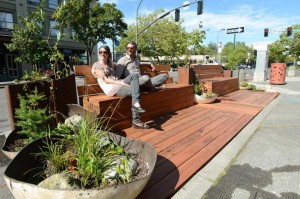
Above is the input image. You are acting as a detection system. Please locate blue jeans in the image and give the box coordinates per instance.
[115,73,141,123]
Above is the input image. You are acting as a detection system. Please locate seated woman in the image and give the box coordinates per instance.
[92,45,149,129]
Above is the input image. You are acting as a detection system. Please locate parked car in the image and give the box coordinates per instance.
[238,64,247,69]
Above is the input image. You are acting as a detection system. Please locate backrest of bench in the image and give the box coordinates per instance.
[73,65,103,97]
[190,64,224,79]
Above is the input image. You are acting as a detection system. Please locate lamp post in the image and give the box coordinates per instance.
[136,0,144,51]
[216,28,225,59]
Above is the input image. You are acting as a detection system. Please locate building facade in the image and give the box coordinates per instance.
[0,0,97,82]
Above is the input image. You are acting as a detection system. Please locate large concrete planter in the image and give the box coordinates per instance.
[1,130,27,159]
[4,134,157,199]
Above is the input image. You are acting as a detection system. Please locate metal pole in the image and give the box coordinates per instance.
[136,0,144,55]
[215,28,224,59]
[233,33,236,51]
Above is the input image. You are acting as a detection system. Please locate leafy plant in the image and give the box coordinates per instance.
[240,82,257,90]
[14,87,73,146]
[15,87,54,144]
[194,81,207,95]
[38,116,137,189]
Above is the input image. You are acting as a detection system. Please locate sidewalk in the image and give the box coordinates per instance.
[172,76,300,199]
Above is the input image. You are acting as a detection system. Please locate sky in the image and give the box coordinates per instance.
[99,0,300,50]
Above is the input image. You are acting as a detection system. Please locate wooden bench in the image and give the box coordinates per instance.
[73,65,194,130]
[190,64,239,96]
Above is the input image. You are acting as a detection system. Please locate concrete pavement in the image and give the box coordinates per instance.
[172,76,300,199]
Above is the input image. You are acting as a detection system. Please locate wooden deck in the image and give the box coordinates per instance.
[115,90,279,199]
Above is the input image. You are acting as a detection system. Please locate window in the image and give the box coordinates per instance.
[50,20,60,37]
[49,0,59,9]
[71,29,76,36]
[28,0,41,5]
[0,11,14,30]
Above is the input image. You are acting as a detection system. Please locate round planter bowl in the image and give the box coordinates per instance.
[194,94,218,104]
[1,130,27,160]
[4,134,157,199]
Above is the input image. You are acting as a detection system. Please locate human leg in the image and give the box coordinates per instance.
[151,74,168,87]
[122,73,141,106]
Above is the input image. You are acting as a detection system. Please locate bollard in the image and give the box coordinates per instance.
[287,65,296,77]
[238,69,246,82]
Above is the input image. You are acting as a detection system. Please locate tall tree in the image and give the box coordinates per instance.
[269,24,300,64]
[116,9,205,63]
[221,42,252,69]
[53,0,127,64]
[5,0,51,70]
[187,23,206,55]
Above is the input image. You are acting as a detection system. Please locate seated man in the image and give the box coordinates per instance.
[115,41,168,92]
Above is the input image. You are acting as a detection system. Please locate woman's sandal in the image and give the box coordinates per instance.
[132,122,150,129]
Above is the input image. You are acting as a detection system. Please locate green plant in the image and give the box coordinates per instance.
[38,115,137,189]
[14,88,54,144]
[240,82,256,90]
[194,81,207,95]
[14,87,73,146]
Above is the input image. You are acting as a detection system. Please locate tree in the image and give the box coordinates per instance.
[53,0,127,64]
[116,9,205,63]
[5,0,51,71]
[268,24,300,64]
[187,23,206,55]
[221,42,252,69]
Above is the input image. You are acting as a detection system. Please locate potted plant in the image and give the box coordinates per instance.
[239,82,257,90]
[2,88,73,159]
[4,108,157,199]
[194,81,218,104]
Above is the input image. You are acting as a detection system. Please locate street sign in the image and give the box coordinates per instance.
[227,27,244,34]
[114,40,120,46]
[293,28,300,33]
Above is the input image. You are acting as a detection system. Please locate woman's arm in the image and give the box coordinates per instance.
[94,68,128,85]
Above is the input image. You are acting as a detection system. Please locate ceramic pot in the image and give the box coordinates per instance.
[194,94,218,104]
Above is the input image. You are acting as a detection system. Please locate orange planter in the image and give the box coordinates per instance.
[270,63,286,85]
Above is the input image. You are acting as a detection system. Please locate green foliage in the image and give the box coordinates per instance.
[240,82,257,90]
[194,83,202,95]
[39,116,135,188]
[5,0,51,70]
[221,42,254,69]
[116,9,205,63]
[15,88,54,144]
[53,0,127,64]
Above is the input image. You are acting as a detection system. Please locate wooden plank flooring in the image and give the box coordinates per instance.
[115,90,279,199]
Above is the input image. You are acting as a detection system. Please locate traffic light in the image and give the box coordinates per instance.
[287,27,292,36]
[175,9,180,22]
[264,28,269,37]
[197,0,203,15]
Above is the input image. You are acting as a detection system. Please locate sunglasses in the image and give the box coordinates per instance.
[127,47,135,50]
[99,51,108,54]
